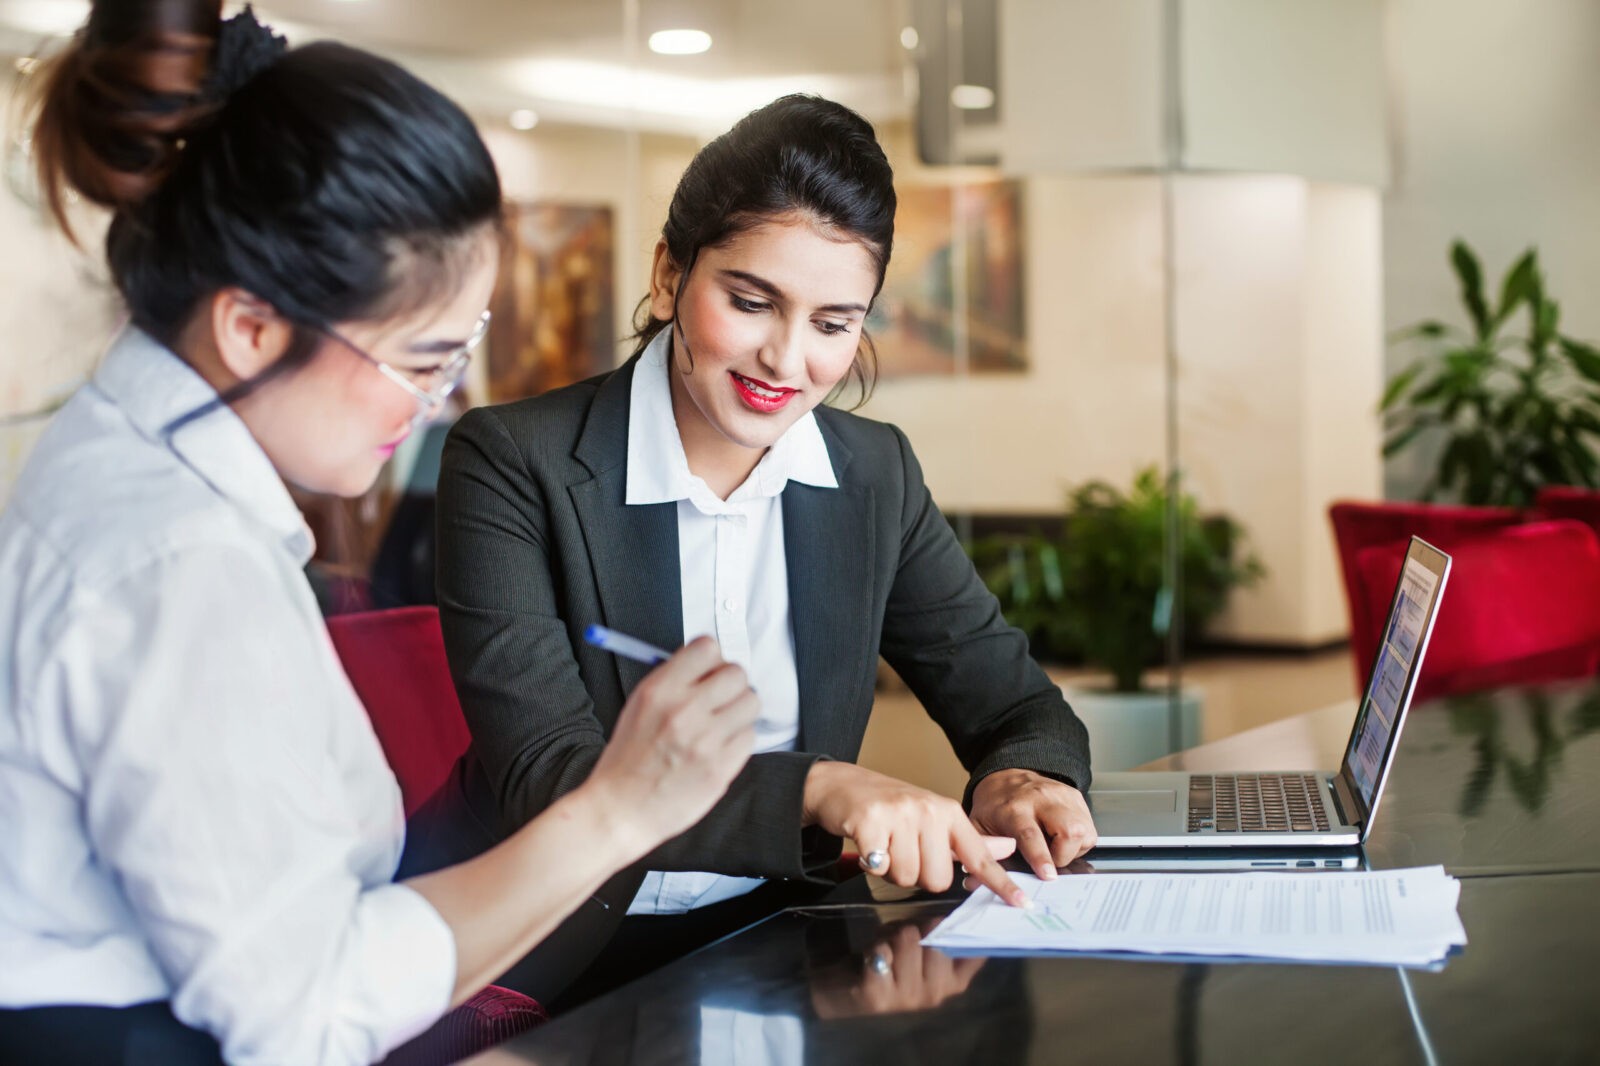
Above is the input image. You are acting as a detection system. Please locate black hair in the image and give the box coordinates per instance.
[32,1,503,399]
[635,93,895,407]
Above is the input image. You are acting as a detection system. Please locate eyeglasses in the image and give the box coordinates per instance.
[317,311,491,417]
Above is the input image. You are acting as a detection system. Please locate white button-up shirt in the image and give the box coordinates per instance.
[623,330,838,915]
[0,329,455,1065]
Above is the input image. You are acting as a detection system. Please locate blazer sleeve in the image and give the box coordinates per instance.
[875,425,1093,803]
[435,407,828,881]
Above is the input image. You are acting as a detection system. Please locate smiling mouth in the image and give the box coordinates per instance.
[731,371,795,399]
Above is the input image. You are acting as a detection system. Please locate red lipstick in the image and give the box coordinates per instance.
[730,370,797,414]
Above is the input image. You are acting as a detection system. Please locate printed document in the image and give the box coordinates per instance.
[923,866,1465,966]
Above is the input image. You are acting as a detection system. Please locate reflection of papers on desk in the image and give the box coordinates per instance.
[923,867,1466,967]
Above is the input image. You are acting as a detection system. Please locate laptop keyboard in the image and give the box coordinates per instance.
[1186,774,1332,833]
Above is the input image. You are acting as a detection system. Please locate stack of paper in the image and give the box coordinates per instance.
[923,866,1466,967]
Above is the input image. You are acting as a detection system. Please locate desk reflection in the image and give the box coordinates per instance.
[809,917,988,1020]
[476,902,1029,1066]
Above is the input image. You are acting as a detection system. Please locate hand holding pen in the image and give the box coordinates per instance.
[591,626,1027,909]
[582,628,759,851]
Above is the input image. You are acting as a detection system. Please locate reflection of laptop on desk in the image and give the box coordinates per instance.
[1089,536,1451,848]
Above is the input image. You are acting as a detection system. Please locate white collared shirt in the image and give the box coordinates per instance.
[624,329,838,915]
[0,329,455,1064]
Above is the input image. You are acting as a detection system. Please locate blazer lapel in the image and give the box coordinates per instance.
[785,422,874,757]
[570,357,684,697]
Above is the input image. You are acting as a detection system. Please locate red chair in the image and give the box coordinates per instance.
[381,986,546,1066]
[1329,501,1526,690]
[1534,485,1600,535]
[1352,521,1600,701]
[326,606,471,817]
[326,607,548,1059]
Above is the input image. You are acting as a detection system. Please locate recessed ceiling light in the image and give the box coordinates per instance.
[950,84,996,110]
[900,26,919,50]
[509,109,539,131]
[648,29,712,56]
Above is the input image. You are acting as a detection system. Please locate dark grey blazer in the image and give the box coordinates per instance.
[434,355,1091,889]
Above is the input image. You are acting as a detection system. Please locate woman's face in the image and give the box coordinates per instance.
[652,215,880,472]
[238,233,499,498]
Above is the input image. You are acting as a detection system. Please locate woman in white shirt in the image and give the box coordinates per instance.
[0,3,756,1064]
[430,95,1099,1009]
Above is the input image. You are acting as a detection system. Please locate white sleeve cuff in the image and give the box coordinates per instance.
[345,883,458,1061]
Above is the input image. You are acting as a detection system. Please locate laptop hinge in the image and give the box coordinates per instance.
[1329,773,1363,830]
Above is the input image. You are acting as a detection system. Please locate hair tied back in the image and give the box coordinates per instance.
[203,5,287,103]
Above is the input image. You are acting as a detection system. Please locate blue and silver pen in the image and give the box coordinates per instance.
[584,624,672,666]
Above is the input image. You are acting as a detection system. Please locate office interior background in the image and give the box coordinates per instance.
[2,0,1596,790]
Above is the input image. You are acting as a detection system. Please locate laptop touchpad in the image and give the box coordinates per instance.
[1090,789,1178,813]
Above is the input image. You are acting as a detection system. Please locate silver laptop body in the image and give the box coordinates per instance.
[1088,536,1452,848]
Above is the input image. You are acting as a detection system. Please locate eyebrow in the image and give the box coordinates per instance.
[720,269,868,315]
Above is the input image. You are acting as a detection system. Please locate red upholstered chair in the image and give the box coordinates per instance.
[1534,485,1600,536]
[381,987,547,1066]
[1352,520,1600,702]
[1329,500,1526,690]
[325,606,471,817]
[326,607,548,1058]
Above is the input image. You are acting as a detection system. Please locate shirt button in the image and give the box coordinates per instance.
[723,598,738,612]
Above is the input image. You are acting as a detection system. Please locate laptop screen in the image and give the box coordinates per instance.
[1340,538,1452,818]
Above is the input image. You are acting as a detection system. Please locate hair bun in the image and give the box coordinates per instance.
[202,5,287,104]
[27,0,287,240]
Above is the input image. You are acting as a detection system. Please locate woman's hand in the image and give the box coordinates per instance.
[802,762,1028,907]
[810,918,988,1019]
[584,637,759,855]
[969,769,1098,879]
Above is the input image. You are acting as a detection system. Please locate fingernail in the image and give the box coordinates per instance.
[1041,866,1057,880]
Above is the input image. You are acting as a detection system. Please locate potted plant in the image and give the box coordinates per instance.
[1382,241,1600,507]
[969,467,1264,769]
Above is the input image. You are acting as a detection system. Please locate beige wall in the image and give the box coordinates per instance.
[1383,0,1600,498]
[1175,178,1384,643]
[0,78,120,505]
[864,129,1383,644]
[479,122,700,357]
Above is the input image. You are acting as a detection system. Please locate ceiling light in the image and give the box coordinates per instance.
[648,29,712,56]
[509,109,539,131]
[950,84,996,110]
[900,26,919,50]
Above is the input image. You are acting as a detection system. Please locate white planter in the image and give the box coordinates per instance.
[1063,684,1204,772]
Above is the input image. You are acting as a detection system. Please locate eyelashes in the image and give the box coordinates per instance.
[727,293,853,335]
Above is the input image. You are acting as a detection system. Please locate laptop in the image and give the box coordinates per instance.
[1088,535,1451,848]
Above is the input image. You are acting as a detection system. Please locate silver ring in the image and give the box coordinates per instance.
[867,952,891,977]
[859,849,889,873]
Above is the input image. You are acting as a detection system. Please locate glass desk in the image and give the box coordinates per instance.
[1145,675,1600,876]
[470,671,1600,1064]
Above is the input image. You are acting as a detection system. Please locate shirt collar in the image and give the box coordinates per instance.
[624,329,838,513]
[92,326,315,563]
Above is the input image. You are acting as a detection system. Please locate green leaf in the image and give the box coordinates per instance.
[1383,423,1431,458]
[1494,250,1539,328]
[1560,338,1600,385]
[1410,368,1465,406]
[1388,320,1453,344]
[1536,297,1560,347]
[1569,407,1600,438]
[1451,241,1491,339]
[1379,363,1426,411]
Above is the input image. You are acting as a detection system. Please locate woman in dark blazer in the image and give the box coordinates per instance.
[431,94,1097,1006]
